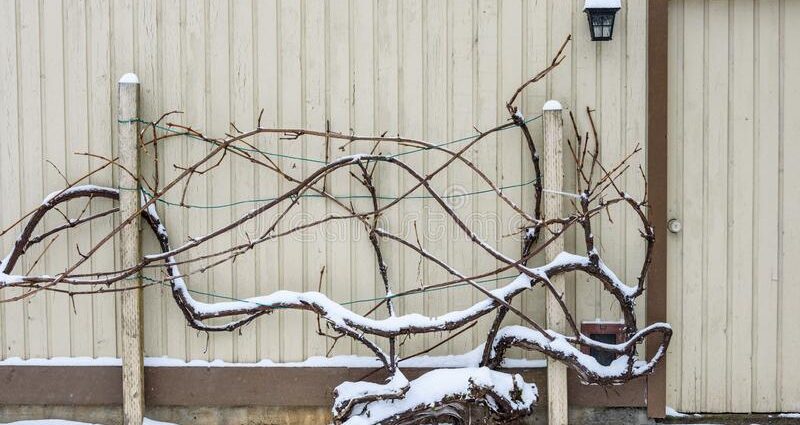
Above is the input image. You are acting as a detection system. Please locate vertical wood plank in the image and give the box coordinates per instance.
[136,0,164,359]
[572,0,599,326]
[727,0,755,412]
[180,0,211,361]
[278,0,304,361]
[110,0,135,359]
[422,0,447,355]
[303,0,327,359]
[0,0,22,360]
[447,0,474,355]
[702,0,729,412]
[324,0,352,357]
[751,0,780,412]
[666,0,685,409]
[397,0,425,357]
[64,0,94,357]
[498,0,523,330]
[254,0,282,362]
[350,0,377,358]
[624,0,648,338]
[17,0,47,359]
[471,0,499,351]
[374,0,399,335]
[779,0,800,412]
[597,0,623,323]
[206,0,234,362]
[40,0,70,359]
[521,0,548,342]
[159,0,187,361]
[548,0,572,101]
[87,0,116,359]
[229,0,257,363]
[679,0,705,411]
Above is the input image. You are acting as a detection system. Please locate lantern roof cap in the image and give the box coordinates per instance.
[584,0,621,10]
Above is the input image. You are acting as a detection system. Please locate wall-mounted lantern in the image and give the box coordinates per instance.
[584,0,621,41]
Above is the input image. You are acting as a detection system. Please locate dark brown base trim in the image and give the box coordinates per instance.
[0,366,645,408]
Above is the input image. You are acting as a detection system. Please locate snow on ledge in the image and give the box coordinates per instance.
[542,99,562,111]
[0,351,547,369]
[118,72,139,84]
[584,0,621,10]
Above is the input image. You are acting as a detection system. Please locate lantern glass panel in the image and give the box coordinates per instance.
[586,9,618,41]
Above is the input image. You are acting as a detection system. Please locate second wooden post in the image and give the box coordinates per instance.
[543,99,567,425]
[118,73,144,425]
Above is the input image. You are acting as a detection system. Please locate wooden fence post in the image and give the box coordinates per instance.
[543,99,567,425]
[118,73,144,425]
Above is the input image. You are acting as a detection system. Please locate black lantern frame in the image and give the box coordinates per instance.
[584,7,620,41]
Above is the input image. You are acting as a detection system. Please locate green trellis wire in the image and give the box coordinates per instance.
[119,114,543,209]
[119,113,541,164]
[121,177,539,210]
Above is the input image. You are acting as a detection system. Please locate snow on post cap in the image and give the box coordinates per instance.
[542,100,562,111]
[119,73,139,84]
[584,0,621,10]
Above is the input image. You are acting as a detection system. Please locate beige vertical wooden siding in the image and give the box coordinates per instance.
[0,1,647,365]
[667,0,800,413]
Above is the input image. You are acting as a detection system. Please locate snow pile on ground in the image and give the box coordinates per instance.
[665,406,702,418]
[775,412,800,418]
[342,367,537,425]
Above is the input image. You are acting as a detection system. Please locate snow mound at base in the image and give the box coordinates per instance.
[341,367,537,425]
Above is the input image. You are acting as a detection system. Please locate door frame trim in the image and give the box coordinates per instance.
[646,0,669,418]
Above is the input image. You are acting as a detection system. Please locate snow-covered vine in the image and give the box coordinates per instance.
[0,34,670,424]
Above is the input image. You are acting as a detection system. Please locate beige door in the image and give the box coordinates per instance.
[667,0,800,413]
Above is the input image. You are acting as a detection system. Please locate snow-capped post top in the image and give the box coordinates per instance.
[584,0,621,10]
[542,100,563,111]
[119,72,139,84]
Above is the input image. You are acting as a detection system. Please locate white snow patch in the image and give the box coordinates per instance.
[776,413,800,418]
[665,406,701,418]
[542,99,562,111]
[0,353,547,369]
[584,0,621,9]
[0,271,24,286]
[41,185,117,207]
